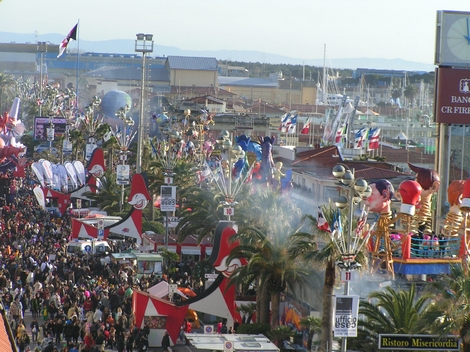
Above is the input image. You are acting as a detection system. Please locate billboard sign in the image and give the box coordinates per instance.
[333,295,359,337]
[34,117,67,141]
[435,67,470,124]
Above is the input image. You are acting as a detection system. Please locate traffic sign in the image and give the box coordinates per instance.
[223,208,234,216]
[98,229,104,239]
[84,245,92,253]
[164,176,173,184]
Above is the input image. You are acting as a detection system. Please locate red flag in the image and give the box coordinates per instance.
[317,206,331,232]
[368,128,381,150]
[57,23,78,58]
[300,117,311,134]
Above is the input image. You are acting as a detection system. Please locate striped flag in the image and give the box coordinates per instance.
[335,124,346,143]
[368,127,381,150]
[317,206,331,232]
[300,117,311,134]
[355,206,368,237]
[353,127,366,149]
[57,23,78,58]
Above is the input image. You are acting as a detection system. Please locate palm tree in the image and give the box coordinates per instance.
[229,190,310,328]
[175,185,225,243]
[290,204,368,352]
[269,325,294,351]
[420,264,470,352]
[84,170,123,214]
[300,316,322,352]
[404,84,418,107]
[0,73,15,113]
[289,206,340,352]
[350,284,432,352]
[236,303,257,324]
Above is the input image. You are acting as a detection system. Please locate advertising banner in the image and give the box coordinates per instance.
[116,165,130,185]
[160,186,176,212]
[435,67,470,124]
[34,117,67,140]
[333,295,359,337]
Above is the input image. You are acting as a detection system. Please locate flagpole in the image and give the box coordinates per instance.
[76,19,80,114]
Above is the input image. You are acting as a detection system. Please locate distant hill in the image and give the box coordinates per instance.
[0,31,435,72]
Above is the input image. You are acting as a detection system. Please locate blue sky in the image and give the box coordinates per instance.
[1,0,469,65]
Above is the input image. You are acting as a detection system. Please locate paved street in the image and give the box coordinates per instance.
[21,310,205,352]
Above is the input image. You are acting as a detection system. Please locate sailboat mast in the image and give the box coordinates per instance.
[322,44,327,104]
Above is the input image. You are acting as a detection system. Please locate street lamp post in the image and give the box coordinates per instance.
[331,164,373,352]
[212,131,251,220]
[135,33,154,173]
[37,42,48,117]
[115,104,136,212]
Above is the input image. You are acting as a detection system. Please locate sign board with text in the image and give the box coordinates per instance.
[333,295,359,337]
[378,334,460,351]
[435,67,470,124]
[160,186,176,212]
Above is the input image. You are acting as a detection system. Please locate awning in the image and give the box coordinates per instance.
[158,246,177,253]
[181,247,201,255]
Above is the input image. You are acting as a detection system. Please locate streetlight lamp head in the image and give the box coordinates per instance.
[145,34,153,41]
[222,139,232,150]
[341,170,354,185]
[216,135,225,145]
[231,144,243,158]
[361,185,372,199]
[354,179,368,193]
[335,195,349,209]
[136,33,145,40]
[332,164,346,179]
[220,130,230,140]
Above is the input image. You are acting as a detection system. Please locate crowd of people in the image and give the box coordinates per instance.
[0,170,184,352]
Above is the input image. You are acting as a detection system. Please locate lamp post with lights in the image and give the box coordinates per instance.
[135,33,154,173]
[331,164,372,352]
[211,130,252,221]
[114,104,136,211]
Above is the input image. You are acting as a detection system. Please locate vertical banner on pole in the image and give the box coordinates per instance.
[116,165,130,185]
[160,186,176,212]
[333,295,359,337]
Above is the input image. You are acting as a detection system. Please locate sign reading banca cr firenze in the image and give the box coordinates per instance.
[435,67,470,124]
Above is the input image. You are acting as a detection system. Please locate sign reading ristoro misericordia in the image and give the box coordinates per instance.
[378,334,460,351]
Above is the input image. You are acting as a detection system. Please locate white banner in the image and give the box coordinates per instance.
[333,295,359,337]
[160,186,176,212]
[116,165,130,185]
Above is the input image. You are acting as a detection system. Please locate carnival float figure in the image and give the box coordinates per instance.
[365,179,395,276]
[260,136,275,185]
[408,163,440,236]
[441,180,466,238]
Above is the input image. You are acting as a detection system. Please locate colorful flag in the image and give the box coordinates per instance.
[279,113,291,132]
[317,206,331,232]
[353,127,366,149]
[287,115,298,134]
[368,127,381,150]
[335,124,346,143]
[300,117,311,134]
[355,207,368,237]
[332,209,342,239]
[103,129,112,142]
[57,23,78,58]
